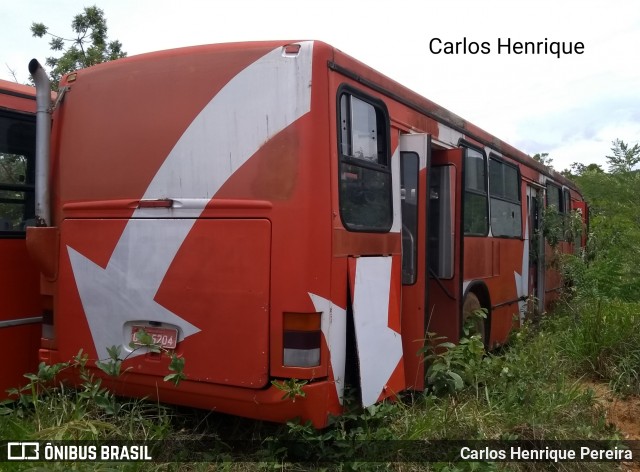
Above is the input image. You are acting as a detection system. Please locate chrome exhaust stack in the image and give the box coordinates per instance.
[28,59,52,227]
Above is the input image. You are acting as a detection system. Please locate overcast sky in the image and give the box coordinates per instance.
[2,0,638,171]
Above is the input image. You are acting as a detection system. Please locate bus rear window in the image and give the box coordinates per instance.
[338,89,392,232]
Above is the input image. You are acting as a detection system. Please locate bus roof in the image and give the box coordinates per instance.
[56,39,581,194]
[0,79,37,114]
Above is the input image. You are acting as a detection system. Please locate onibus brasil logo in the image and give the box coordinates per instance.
[5,442,152,461]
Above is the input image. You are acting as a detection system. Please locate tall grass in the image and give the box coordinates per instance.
[3,258,639,470]
[555,245,640,396]
[2,301,634,472]
[0,353,173,442]
[1,299,633,471]
[549,297,640,396]
[392,320,614,442]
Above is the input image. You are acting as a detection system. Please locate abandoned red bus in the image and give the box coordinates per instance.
[25,41,586,427]
[0,79,42,399]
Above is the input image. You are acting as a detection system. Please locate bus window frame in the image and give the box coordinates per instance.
[336,84,393,233]
[0,109,36,239]
[400,150,419,285]
[546,182,562,211]
[488,154,523,239]
[460,142,489,237]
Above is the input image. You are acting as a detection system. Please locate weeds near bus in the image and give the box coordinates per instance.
[2,350,128,438]
[541,204,584,260]
[552,297,640,396]
[422,333,486,396]
[272,397,400,464]
[0,335,183,441]
[95,328,187,386]
[271,378,308,402]
[1,307,629,470]
[421,308,487,395]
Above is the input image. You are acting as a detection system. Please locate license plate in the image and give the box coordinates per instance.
[131,325,178,350]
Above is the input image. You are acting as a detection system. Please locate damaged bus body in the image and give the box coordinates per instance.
[24,41,586,426]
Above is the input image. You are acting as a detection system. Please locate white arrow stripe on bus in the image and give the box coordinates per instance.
[309,293,347,404]
[352,256,403,407]
[68,42,314,358]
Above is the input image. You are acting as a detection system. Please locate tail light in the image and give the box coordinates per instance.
[283,312,321,367]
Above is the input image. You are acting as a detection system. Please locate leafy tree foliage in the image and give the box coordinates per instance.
[31,6,126,86]
[568,139,640,300]
[562,162,604,179]
[606,138,640,174]
[532,152,553,169]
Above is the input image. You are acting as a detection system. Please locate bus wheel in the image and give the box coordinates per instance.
[462,292,486,344]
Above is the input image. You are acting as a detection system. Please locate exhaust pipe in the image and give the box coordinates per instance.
[28,59,52,227]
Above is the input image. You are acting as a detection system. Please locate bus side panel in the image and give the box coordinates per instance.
[0,243,41,399]
[0,85,41,399]
[469,238,524,344]
[0,324,40,396]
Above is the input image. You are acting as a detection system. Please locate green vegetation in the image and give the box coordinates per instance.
[30,5,126,87]
[2,140,639,470]
[563,144,640,301]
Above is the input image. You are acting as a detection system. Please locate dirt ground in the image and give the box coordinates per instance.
[587,382,640,471]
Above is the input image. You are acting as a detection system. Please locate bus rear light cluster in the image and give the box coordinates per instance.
[283,312,321,367]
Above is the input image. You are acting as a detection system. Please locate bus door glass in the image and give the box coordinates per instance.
[428,147,463,343]
[526,185,543,311]
[399,133,428,390]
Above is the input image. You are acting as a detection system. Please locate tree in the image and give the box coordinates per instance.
[31,6,126,87]
[606,139,640,174]
[532,152,553,169]
[570,140,640,300]
[562,162,604,178]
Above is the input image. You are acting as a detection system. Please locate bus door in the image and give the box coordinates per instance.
[427,148,463,344]
[526,185,544,315]
[398,134,428,390]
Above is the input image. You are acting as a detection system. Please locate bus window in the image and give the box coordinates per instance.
[546,182,571,242]
[0,111,36,236]
[463,148,488,235]
[401,152,419,284]
[338,90,392,232]
[546,183,562,210]
[489,157,522,238]
[563,189,571,214]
